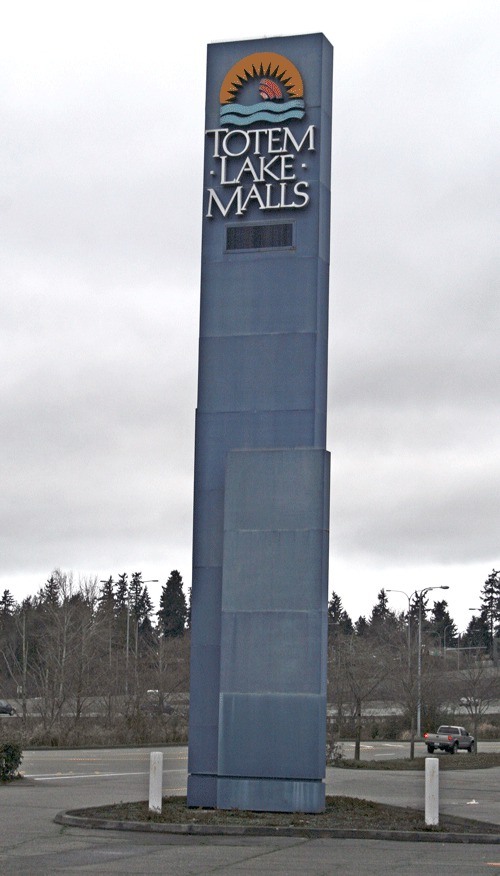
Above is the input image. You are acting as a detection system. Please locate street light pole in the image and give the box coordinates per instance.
[466,607,482,665]
[386,589,412,670]
[417,585,449,737]
[443,622,457,666]
[386,588,414,757]
[131,580,159,697]
[387,585,450,742]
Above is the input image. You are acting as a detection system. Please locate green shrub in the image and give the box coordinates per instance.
[0,743,23,781]
[384,715,407,740]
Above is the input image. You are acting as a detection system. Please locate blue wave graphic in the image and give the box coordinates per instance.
[220,99,305,127]
[221,99,305,117]
[220,110,306,125]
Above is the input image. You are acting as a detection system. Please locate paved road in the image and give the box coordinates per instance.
[338,739,500,759]
[1,744,499,875]
[22,745,188,799]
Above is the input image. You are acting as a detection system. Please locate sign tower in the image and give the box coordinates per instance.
[188,33,333,813]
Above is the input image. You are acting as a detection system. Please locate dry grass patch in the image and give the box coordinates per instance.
[73,794,500,835]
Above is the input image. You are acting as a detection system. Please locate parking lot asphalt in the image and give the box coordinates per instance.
[327,763,500,827]
[1,746,500,875]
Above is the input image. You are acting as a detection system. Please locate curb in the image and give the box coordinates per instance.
[54,811,500,844]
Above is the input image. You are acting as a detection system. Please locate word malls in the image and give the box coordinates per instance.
[205,125,316,218]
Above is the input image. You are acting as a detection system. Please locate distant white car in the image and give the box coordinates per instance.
[0,699,16,716]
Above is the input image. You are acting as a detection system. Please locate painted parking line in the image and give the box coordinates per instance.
[25,768,187,781]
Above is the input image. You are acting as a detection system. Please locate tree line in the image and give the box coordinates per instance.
[328,569,500,653]
[1,566,498,752]
[0,569,190,744]
[327,570,500,758]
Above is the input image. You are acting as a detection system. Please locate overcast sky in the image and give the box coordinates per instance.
[1,1,498,630]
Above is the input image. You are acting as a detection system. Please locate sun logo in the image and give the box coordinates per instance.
[219,52,305,127]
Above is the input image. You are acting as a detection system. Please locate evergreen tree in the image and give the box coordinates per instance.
[127,572,145,662]
[369,588,398,633]
[0,590,16,644]
[480,569,500,651]
[355,615,368,636]
[157,570,187,637]
[408,592,429,629]
[370,588,390,620]
[327,591,353,635]
[42,573,61,607]
[96,577,116,670]
[137,586,154,639]
[115,573,129,613]
[462,610,490,653]
[114,573,129,647]
[129,572,143,621]
[97,577,115,615]
[429,599,457,648]
[0,589,16,620]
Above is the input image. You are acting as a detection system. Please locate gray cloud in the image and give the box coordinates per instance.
[1,4,497,625]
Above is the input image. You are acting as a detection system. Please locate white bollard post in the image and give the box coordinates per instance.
[425,756,439,826]
[149,751,163,814]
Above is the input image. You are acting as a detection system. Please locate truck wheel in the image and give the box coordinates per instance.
[426,745,435,754]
